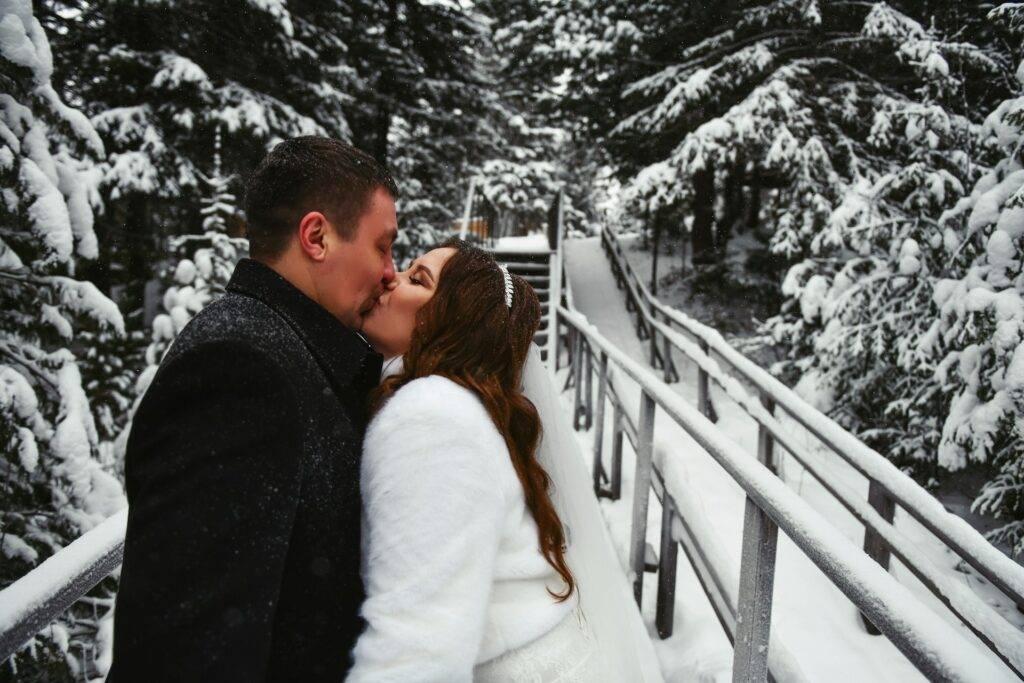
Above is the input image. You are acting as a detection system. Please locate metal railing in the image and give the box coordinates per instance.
[554,296,1010,681]
[597,225,1024,678]
[0,510,126,663]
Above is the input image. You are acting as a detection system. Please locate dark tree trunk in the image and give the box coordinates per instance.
[373,105,391,165]
[746,184,762,232]
[371,0,400,165]
[651,208,663,296]
[691,166,716,265]
[716,167,737,260]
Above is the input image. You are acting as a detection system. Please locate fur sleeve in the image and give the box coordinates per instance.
[347,377,508,682]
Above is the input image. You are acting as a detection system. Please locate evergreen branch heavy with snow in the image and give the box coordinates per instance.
[1,1,126,678]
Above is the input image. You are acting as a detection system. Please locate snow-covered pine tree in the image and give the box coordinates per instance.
[756,3,1009,486]
[478,0,608,235]
[559,1,1006,480]
[141,127,246,391]
[343,0,501,237]
[1,1,126,677]
[474,2,560,236]
[43,0,354,308]
[544,2,1024,532]
[930,3,1024,553]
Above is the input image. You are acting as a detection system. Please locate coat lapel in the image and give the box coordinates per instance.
[226,259,383,422]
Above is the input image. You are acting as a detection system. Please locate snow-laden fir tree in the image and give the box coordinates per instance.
[565,1,1007,479]
[1,1,126,678]
[755,2,1003,478]
[541,1,1024,547]
[481,0,558,224]
[928,3,1024,553]
[467,0,607,236]
[42,0,354,306]
[139,127,247,393]
[343,0,505,236]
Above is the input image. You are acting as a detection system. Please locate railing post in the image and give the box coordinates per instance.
[630,391,656,606]
[757,392,777,474]
[656,494,679,639]
[592,352,609,495]
[649,310,659,367]
[562,326,576,392]
[698,339,715,421]
[573,333,586,429]
[861,480,896,635]
[583,340,594,430]
[733,496,779,683]
[662,324,674,383]
[554,317,562,371]
[610,404,624,500]
[567,325,575,371]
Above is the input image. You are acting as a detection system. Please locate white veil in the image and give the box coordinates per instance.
[522,345,663,682]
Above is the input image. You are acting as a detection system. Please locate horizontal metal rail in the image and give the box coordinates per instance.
[0,509,127,663]
[558,304,1009,682]
[600,226,1024,676]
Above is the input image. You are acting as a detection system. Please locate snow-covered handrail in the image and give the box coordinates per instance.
[575,343,808,681]
[599,226,1024,677]
[600,227,1024,604]
[0,508,127,663]
[557,304,1009,682]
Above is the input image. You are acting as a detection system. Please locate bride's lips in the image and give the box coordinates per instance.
[361,294,384,319]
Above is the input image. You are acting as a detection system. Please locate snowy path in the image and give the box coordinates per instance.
[562,236,1020,682]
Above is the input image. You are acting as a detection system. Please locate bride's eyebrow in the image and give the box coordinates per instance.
[417,264,435,284]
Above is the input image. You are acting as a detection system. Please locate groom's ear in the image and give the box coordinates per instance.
[297,211,330,262]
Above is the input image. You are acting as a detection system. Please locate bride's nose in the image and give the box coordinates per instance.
[395,267,417,287]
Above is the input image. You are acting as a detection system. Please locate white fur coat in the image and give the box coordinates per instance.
[347,376,573,682]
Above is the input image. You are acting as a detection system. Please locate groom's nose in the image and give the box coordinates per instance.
[381,255,396,286]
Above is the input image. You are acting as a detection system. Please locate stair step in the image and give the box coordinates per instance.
[502,261,549,273]
[491,251,551,264]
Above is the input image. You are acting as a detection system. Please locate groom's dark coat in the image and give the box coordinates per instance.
[108,259,383,682]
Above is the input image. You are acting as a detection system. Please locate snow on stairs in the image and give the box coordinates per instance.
[492,249,554,357]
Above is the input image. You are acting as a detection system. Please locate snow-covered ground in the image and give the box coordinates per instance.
[561,236,1022,681]
[491,232,552,253]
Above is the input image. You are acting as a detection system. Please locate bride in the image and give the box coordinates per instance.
[346,238,657,682]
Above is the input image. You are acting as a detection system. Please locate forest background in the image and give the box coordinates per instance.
[5,1,1024,679]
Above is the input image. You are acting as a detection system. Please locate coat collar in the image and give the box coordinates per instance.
[227,259,383,417]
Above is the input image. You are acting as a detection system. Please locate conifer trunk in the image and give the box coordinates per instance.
[691,166,715,265]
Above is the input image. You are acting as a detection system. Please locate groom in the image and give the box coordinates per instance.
[108,137,398,681]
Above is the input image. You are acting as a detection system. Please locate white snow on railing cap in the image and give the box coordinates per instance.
[601,227,1024,604]
[558,305,1010,682]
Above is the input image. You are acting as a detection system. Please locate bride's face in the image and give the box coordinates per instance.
[360,246,457,357]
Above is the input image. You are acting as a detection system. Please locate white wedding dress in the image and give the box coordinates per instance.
[472,603,601,681]
[507,345,662,682]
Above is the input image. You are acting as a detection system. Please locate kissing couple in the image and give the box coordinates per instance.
[105,137,651,682]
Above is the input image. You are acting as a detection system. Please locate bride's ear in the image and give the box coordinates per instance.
[297,211,329,262]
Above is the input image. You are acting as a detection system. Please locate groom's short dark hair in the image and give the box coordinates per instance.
[244,136,399,260]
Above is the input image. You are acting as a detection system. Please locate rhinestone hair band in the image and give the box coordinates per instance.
[498,264,513,308]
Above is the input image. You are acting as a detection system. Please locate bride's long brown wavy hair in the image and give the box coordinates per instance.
[370,237,574,601]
